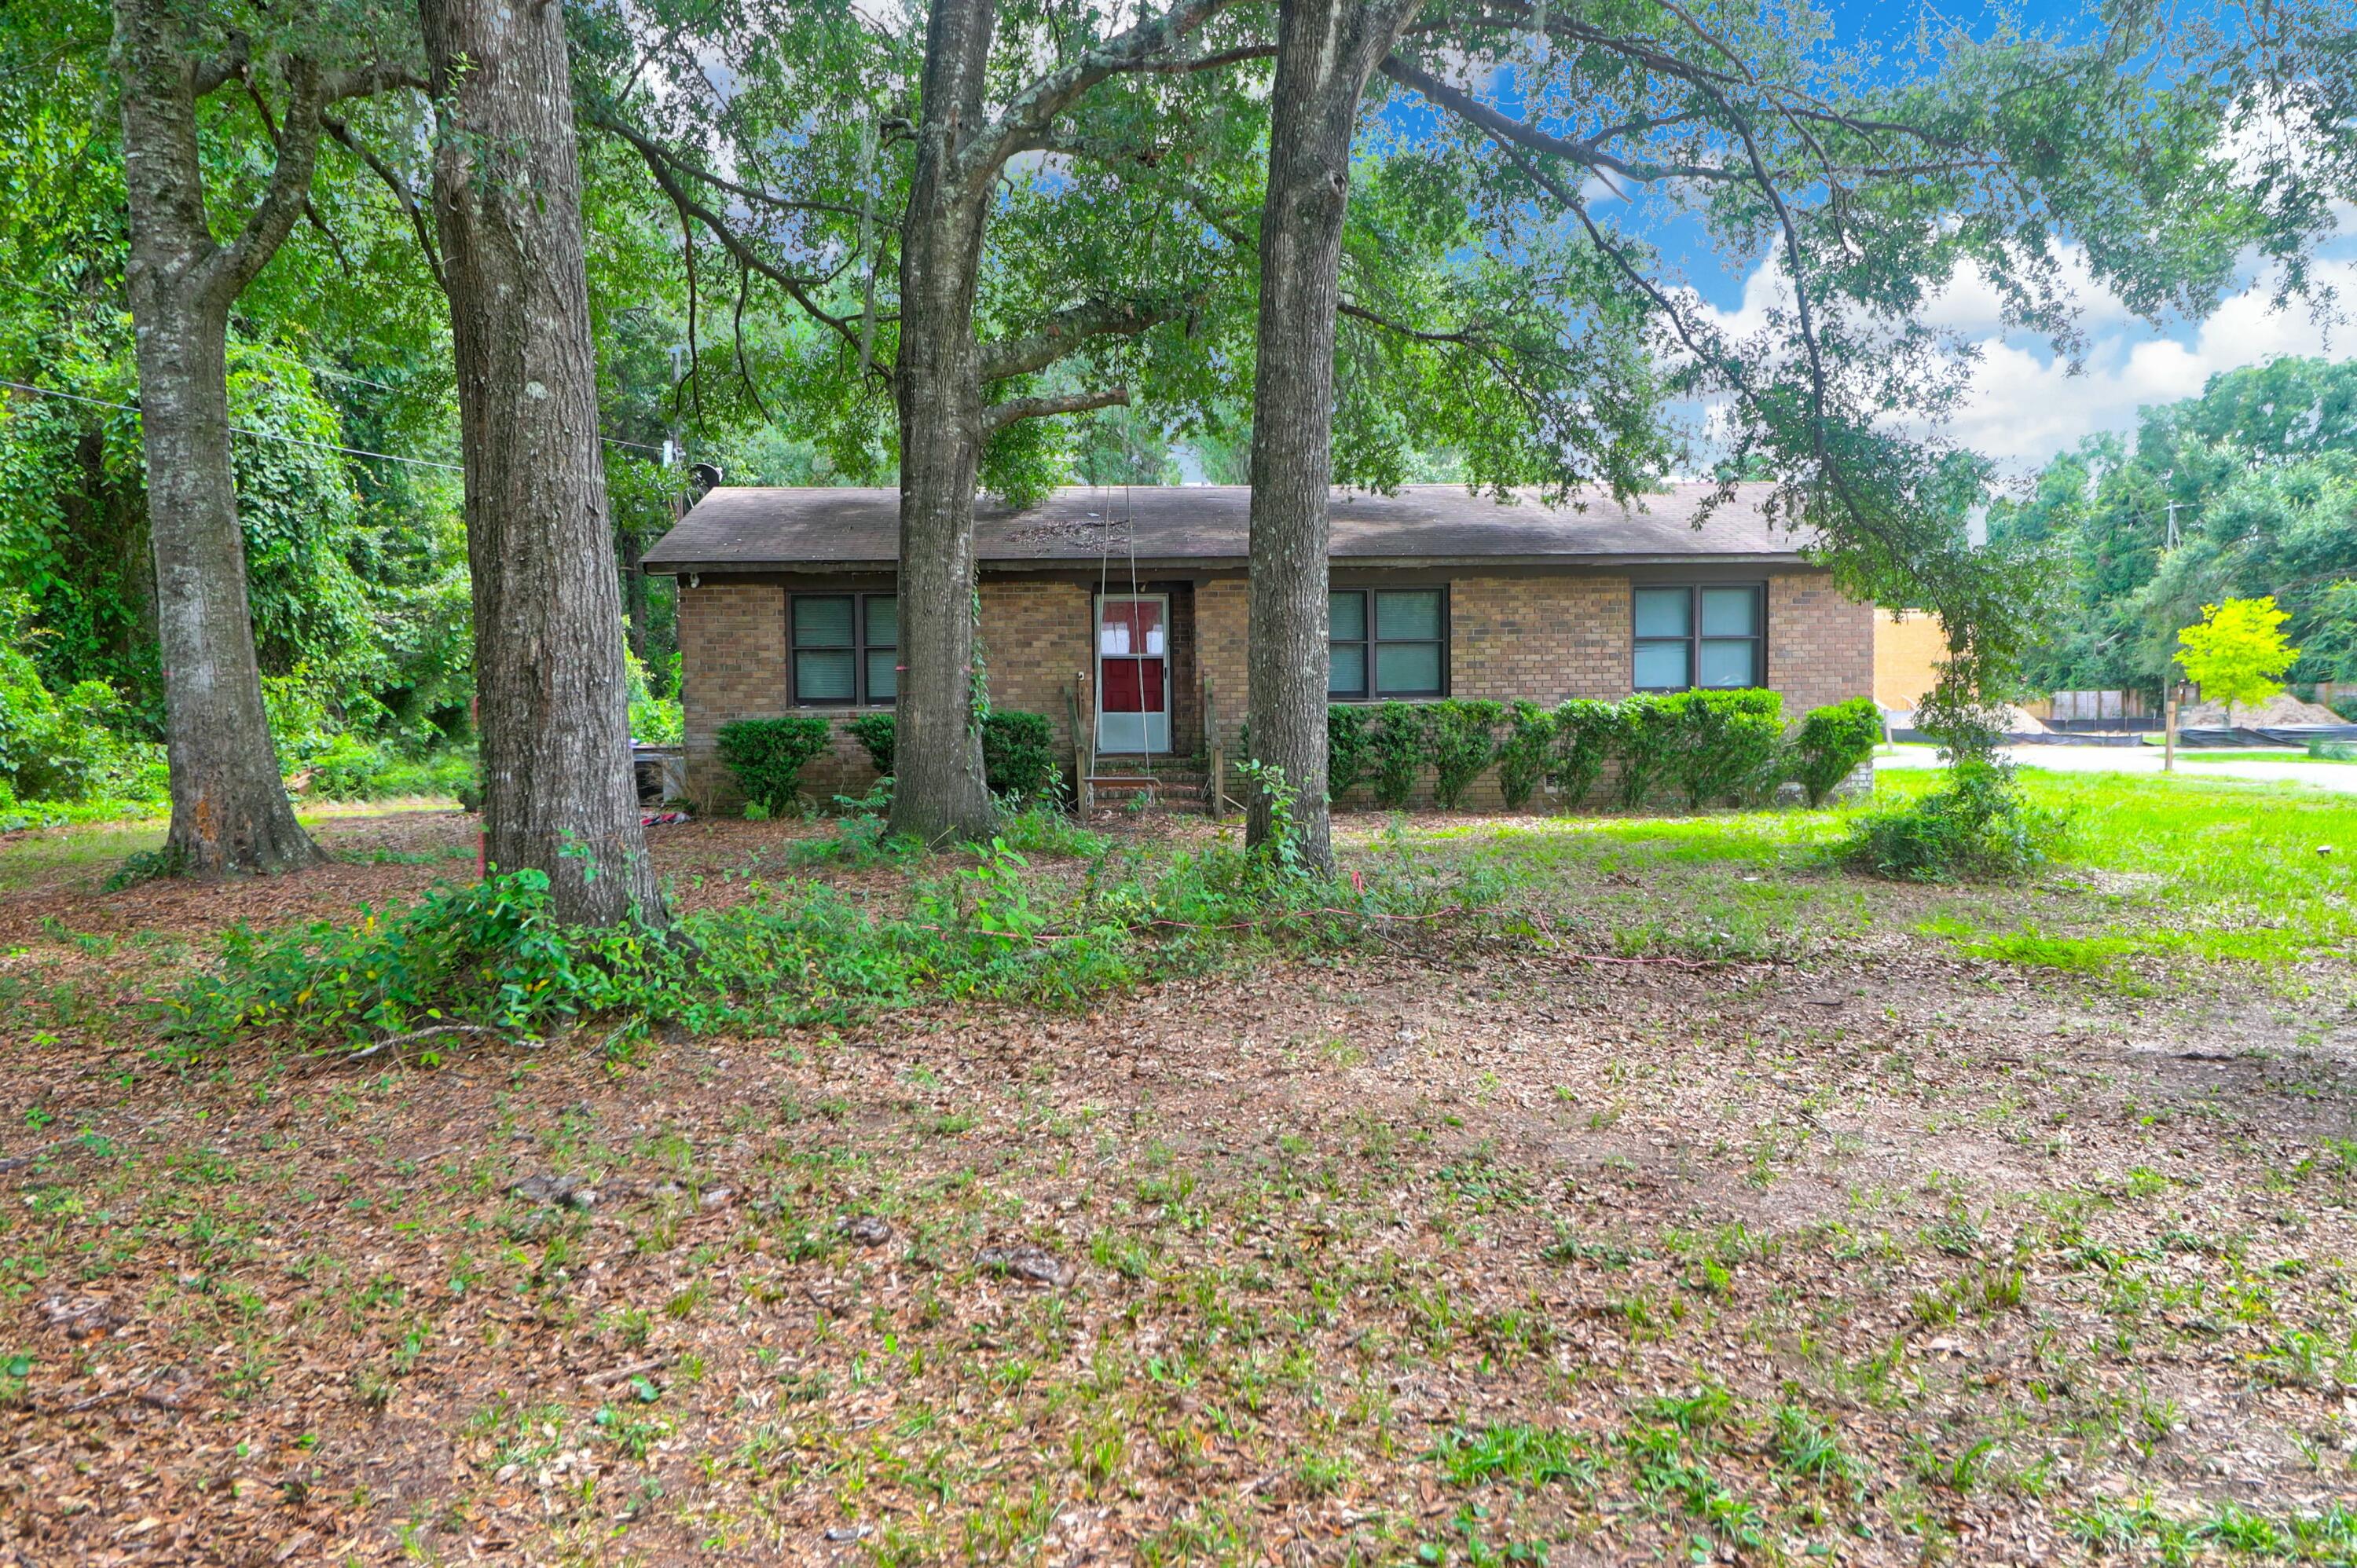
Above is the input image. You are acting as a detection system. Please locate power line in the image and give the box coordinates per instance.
[0,379,468,473]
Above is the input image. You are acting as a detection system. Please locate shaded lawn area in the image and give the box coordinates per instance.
[2,771,2355,1565]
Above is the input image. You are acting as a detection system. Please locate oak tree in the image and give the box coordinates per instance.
[110,0,418,874]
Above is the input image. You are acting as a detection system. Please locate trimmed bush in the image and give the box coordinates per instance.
[1494,702,1554,810]
[717,715,833,812]
[1325,703,1374,802]
[1310,688,1873,817]
[1790,696,1882,806]
[1548,698,1617,808]
[1424,699,1502,809]
[834,710,1061,802]
[1367,702,1427,808]
[845,712,898,776]
[981,709,1058,802]
[1669,689,1786,808]
[1615,695,1684,807]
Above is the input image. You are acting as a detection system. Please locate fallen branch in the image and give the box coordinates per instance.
[0,1137,78,1176]
[339,1023,534,1064]
[583,1357,667,1388]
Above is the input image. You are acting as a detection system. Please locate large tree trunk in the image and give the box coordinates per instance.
[885,0,998,845]
[420,0,666,926]
[115,0,326,877]
[1244,0,1413,872]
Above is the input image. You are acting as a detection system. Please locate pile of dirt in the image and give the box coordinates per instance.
[2179,691,2344,727]
[1998,703,2051,734]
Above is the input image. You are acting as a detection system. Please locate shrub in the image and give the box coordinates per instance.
[1325,704,1374,803]
[1367,702,1426,808]
[1669,689,1785,808]
[1548,699,1617,808]
[845,712,898,775]
[0,599,155,806]
[172,810,1472,1054]
[1615,695,1685,807]
[1842,758,2069,881]
[833,711,1060,802]
[1790,696,1883,806]
[1494,702,1555,809]
[625,648,682,745]
[716,716,834,811]
[981,709,1059,802]
[176,868,599,1045]
[1422,700,1503,809]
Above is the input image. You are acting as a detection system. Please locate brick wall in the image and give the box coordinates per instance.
[680,582,786,811]
[682,566,1874,814]
[1768,572,1876,719]
[980,578,1092,770]
[1449,576,1632,702]
[680,576,1095,810]
[1193,568,1872,811]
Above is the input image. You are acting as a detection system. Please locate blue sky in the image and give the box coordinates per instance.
[1609,0,2357,472]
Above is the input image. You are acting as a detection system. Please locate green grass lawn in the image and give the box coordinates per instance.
[1391,766,2357,979]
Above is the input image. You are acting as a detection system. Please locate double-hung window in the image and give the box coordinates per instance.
[1329,588,1446,700]
[790,593,898,706]
[1633,584,1764,691]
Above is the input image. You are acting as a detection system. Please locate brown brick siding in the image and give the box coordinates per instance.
[680,566,1874,814]
[980,578,1093,777]
[1448,577,1632,702]
[1768,573,1876,720]
[1197,569,1872,810]
[681,577,1097,810]
[680,582,786,811]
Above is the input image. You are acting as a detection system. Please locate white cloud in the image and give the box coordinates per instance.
[1689,241,2353,471]
[1941,257,2352,467]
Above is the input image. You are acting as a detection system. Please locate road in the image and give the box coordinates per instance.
[1876,742,2357,794]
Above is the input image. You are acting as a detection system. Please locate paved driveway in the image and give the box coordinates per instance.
[1877,743,2357,794]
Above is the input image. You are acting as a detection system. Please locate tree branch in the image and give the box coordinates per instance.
[585,107,875,224]
[191,35,251,97]
[1337,299,1485,346]
[978,295,1189,382]
[611,125,880,379]
[1379,55,1738,185]
[984,386,1128,432]
[207,59,424,302]
[956,0,1241,195]
[1132,42,1277,74]
[323,114,446,294]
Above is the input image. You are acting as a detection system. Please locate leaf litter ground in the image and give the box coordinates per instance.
[2,792,2355,1566]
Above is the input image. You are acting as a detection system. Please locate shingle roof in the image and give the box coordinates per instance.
[640,481,1811,573]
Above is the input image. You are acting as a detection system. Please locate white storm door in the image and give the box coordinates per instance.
[1094,593,1171,753]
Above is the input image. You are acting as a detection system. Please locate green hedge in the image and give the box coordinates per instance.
[717,716,834,811]
[1314,691,1879,813]
[1789,696,1882,806]
[833,710,1061,802]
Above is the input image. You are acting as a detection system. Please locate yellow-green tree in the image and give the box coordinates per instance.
[2177,597,2300,727]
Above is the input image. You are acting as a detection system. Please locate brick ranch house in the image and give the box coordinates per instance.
[642,481,1875,811]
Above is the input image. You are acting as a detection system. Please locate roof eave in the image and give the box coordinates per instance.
[648,551,1815,576]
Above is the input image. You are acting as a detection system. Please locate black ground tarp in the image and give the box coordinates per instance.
[1887,725,2357,749]
[2171,724,2357,748]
